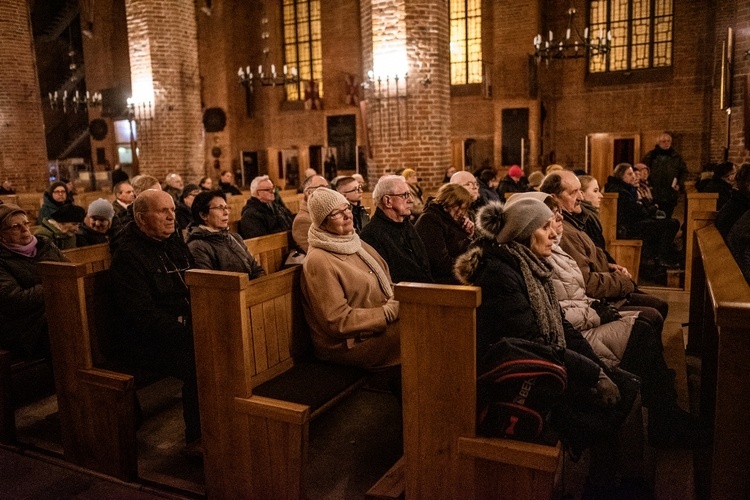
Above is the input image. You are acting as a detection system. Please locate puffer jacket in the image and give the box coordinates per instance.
[187,226,265,279]
[548,243,637,369]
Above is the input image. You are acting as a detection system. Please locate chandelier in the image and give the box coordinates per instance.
[533,7,611,64]
[48,90,102,113]
[237,14,299,93]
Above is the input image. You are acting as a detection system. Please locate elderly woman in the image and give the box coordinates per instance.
[415,183,474,284]
[0,204,66,360]
[301,188,400,370]
[186,190,264,279]
[37,181,71,224]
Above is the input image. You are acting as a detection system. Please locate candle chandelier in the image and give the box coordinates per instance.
[237,14,299,93]
[48,89,102,113]
[533,7,611,64]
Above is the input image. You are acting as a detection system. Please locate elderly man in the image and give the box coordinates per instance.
[109,189,200,448]
[240,175,294,239]
[292,175,329,252]
[164,173,184,204]
[76,198,114,247]
[450,170,484,219]
[219,170,242,196]
[335,176,370,233]
[641,133,688,218]
[360,175,432,283]
[541,170,668,333]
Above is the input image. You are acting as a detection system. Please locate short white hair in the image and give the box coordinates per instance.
[250,175,272,196]
[372,175,407,207]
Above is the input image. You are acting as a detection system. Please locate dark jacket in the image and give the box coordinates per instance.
[641,146,687,211]
[76,224,108,247]
[576,201,615,264]
[35,219,76,250]
[219,181,242,196]
[497,175,529,198]
[414,200,472,284]
[176,201,193,231]
[716,190,750,239]
[477,179,501,203]
[453,239,602,383]
[360,208,433,284]
[604,176,652,230]
[700,177,733,211]
[239,196,294,239]
[187,226,265,279]
[351,203,371,234]
[109,223,194,355]
[0,236,66,359]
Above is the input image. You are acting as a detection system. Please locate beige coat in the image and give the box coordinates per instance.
[292,199,312,253]
[301,241,400,369]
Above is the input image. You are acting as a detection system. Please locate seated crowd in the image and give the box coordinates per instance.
[1,163,714,492]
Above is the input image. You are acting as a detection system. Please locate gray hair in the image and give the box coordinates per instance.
[373,175,407,207]
[250,175,272,196]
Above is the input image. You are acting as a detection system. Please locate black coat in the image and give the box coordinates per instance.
[187,226,265,279]
[414,201,471,284]
[75,224,108,247]
[360,208,433,284]
[700,177,733,211]
[239,197,294,239]
[717,190,750,239]
[219,181,242,196]
[497,175,529,198]
[576,202,615,264]
[0,236,66,359]
[604,176,651,230]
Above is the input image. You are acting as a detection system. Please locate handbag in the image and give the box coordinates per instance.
[284,249,306,266]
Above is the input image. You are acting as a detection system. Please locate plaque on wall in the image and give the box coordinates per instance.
[327,115,356,170]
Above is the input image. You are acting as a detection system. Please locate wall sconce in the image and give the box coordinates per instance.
[363,70,410,140]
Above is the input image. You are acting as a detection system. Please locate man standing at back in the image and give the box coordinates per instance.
[641,133,687,218]
[360,175,432,283]
[109,189,200,451]
[239,175,294,239]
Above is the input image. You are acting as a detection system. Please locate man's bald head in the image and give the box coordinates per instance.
[134,189,176,239]
[450,171,479,201]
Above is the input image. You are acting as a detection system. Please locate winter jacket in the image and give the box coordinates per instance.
[700,177,734,211]
[34,219,76,250]
[414,200,472,284]
[717,190,750,239]
[37,192,67,224]
[604,176,652,230]
[576,201,615,264]
[75,224,108,247]
[0,236,66,359]
[497,175,529,198]
[301,242,400,369]
[219,182,242,196]
[187,226,264,279]
[641,146,687,212]
[239,196,294,240]
[360,208,433,284]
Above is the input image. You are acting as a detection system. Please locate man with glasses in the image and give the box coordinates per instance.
[335,176,370,233]
[360,175,433,284]
[292,175,329,252]
[109,189,201,452]
[239,175,295,239]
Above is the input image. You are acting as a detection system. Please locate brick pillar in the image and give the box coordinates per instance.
[361,0,451,190]
[125,0,203,181]
[0,0,48,191]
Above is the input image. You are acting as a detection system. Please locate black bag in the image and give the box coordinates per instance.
[477,338,567,445]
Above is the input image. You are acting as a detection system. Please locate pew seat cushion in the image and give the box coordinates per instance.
[253,361,367,415]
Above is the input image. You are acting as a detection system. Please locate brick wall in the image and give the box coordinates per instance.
[0,0,49,191]
[125,0,203,182]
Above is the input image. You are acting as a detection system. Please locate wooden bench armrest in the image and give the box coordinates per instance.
[609,239,642,248]
[77,368,134,392]
[457,437,561,473]
[234,395,310,425]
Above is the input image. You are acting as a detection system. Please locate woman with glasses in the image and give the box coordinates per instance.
[301,188,400,370]
[415,183,474,284]
[37,181,72,224]
[0,204,66,360]
[186,190,264,279]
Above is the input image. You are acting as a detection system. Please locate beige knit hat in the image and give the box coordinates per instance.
[308,188,349,227]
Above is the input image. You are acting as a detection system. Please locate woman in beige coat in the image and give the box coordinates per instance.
[301,188,400,370]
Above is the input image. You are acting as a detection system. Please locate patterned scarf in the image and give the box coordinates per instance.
[308,225,393,298]
[506,241,566,348]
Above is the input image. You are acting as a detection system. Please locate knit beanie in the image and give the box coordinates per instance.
[87,198,115,221]
[0,203,25,229]
[308,188,349,227]
[476,199,552,244]
[508,165,524,179]
[50,204,86,223]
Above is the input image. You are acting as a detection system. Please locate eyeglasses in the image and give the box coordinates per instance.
[342,185,363,194]
[386,192,412,200]
[327,205,353,220]
[461,181,479,188]
[2,220,31,232]
[208,205,231,212]
[52,189,67,194]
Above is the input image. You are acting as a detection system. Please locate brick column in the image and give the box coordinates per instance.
[361,0,451,190]
[125,0,203,181]
[0,0,48,191]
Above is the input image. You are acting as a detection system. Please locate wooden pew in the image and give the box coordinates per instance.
[61,242,111,272]
[688,224,750,499]
[14,192,42,223]
[244,231,292,275]
[280,192,303,214]
[599,193,643,282]
[394,282,561,499]
[38,261,138,481]
[682,192,717,292]
[186,266,367,499]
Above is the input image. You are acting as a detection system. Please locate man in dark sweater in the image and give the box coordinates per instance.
[360,175,433,283]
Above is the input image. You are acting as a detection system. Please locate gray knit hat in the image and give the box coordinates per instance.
[308,188,349,227]
[87,198,115,222]
[476,199,553,244]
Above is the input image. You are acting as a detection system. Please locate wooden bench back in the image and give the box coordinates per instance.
[244,231,292,275]
[14,192,42,222]
[62,243,111,273]
[38,261,137,480]
[683,192,718,292]
[281,192,303,214]
[395,282,560,499]
[688,224,750,499]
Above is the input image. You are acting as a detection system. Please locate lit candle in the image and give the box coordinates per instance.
[292,67,297,76]
[549,30,553,41]
[238,67,243,77]
[246,66,250,75]
[584,27,589,39]
[86,91,90,99]
[566,28,571,40]
[283,64,287,75]
[271,64,276,75]
[258,65,262,75]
